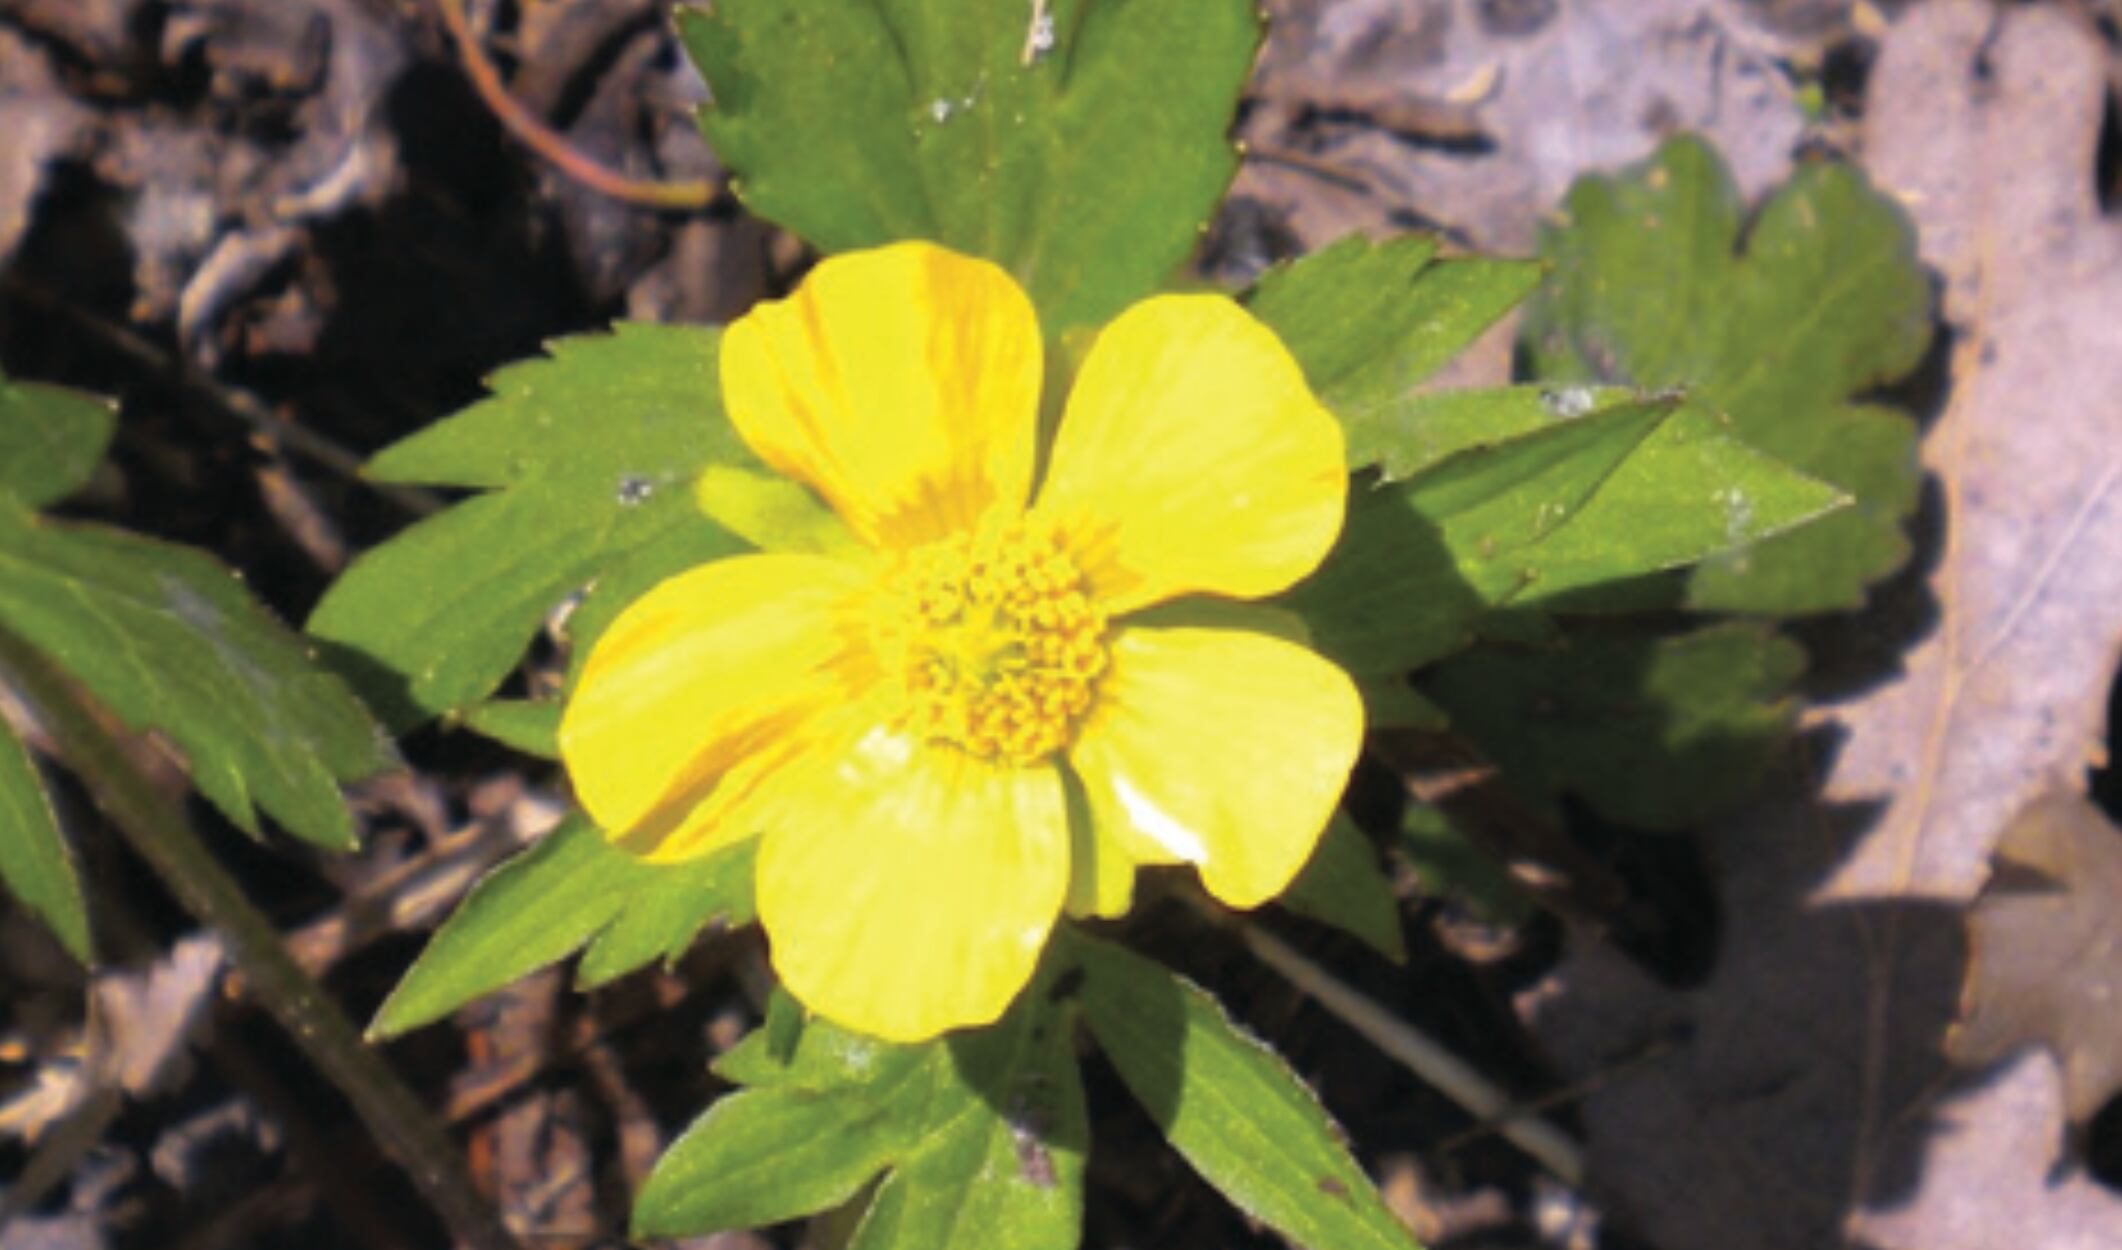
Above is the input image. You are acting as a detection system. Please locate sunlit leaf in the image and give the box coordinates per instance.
[677,0,1258,331]
[0,503,395,849]
[369,814,755,1037]
[1247,235,1543,475]
[1344,383,1632,483]
[635,982,1085,1249]
[458,699,559,759]
[1071,932,1420,1250]
[1285,397,1843,676]
[0,378,116,509]
[309,324,748,730]
[1523,134,1931,612]
[0,709,89,962]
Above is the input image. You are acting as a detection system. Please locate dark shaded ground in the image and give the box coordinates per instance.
[0,2,2115,1249]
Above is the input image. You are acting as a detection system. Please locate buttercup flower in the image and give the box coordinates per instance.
[559,241,1363,1042]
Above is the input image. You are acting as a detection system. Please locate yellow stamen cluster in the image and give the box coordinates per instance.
[870,517,1108,763]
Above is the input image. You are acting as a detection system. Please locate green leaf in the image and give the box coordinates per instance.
[1395,804,1529,924]
[1358,675,1450,731]
[695,463,859,557]
[458,699,559,759]
[1248,235,1438,384]
[1346,383,1631,482]
[559,516,748,694]
[1419,622,1804,829]
[1523,134,1931,612]
[309,324,748,730]
[1497,402,1851,606]
[577,838,756,989]
[1281,477,1486,677]
[0,378,117,509]
[1247,236,1543,474]
[850,995,1086,1250]
[678,0,1259,331]
[1279,813,1405,962]
[1284,397,1844,675]
[0,503,394,849]
[1071,933,1420,1250]
[636,982,1086,1249]
[0,709,90,961]
[638,1028,933,1236]
[369,814,755,1037]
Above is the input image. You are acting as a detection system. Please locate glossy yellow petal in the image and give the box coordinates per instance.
[1033,295,1346,614]
[1067,624,1363,908]
[720,242,1042,549]
[757,726,1069,1042]
[558,553,865,854]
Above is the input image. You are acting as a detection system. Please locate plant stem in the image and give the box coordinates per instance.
[0,630,521,1250]
[433,0,717,212]
[1233,917,1587,1186]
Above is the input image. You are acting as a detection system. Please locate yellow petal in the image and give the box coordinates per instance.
[558,553,864,854]
[720,242,1042,549]
[1067,624,1363,908]
[1034,295,1346,614]
[757,727,1069,1042]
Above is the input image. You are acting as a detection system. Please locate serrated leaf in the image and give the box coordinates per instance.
[576,838,756,988]
[1523,134,1930,612]
[849,995,1086,1250]
[0,378,117,509]
[695,463,859,557]
[458,699,559,759]
[1071,932,1420,1250]
[1420,622,1804,830]
[309,324,748,730]
[1279,813,1405,962]
[370,814,754,1037]
[1285,397,1844,676]
[678,0,1258,331]
[0,708,90,961]
[711,987,810,1090]
[1348,383,1631,483]
[640,1033,932,1236]
[0,503,394,849]
[1247,236,1543,473]
[637,983,1085,1248]
[559,515,745,694]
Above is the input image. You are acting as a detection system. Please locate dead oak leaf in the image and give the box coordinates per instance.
[1949,791,2122,1133]
[1524,4,2122,1248]
[1238,0,1805,254]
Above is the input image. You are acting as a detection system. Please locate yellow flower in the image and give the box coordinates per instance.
[559,241,1363,1042]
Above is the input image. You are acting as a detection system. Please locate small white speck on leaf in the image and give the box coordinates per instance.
[1020,0,1056,65]
[616,475,654,506]
[1540,386,1597,419]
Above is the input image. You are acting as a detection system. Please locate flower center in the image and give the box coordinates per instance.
[870,517,1108,763]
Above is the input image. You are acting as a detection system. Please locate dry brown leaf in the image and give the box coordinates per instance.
[0,29,90,267]
[1524,3,2122,1247]
[1949,791,2122,1131]
[1239,0,1805,253]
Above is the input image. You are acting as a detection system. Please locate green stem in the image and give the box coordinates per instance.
[0,629,521,1250]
